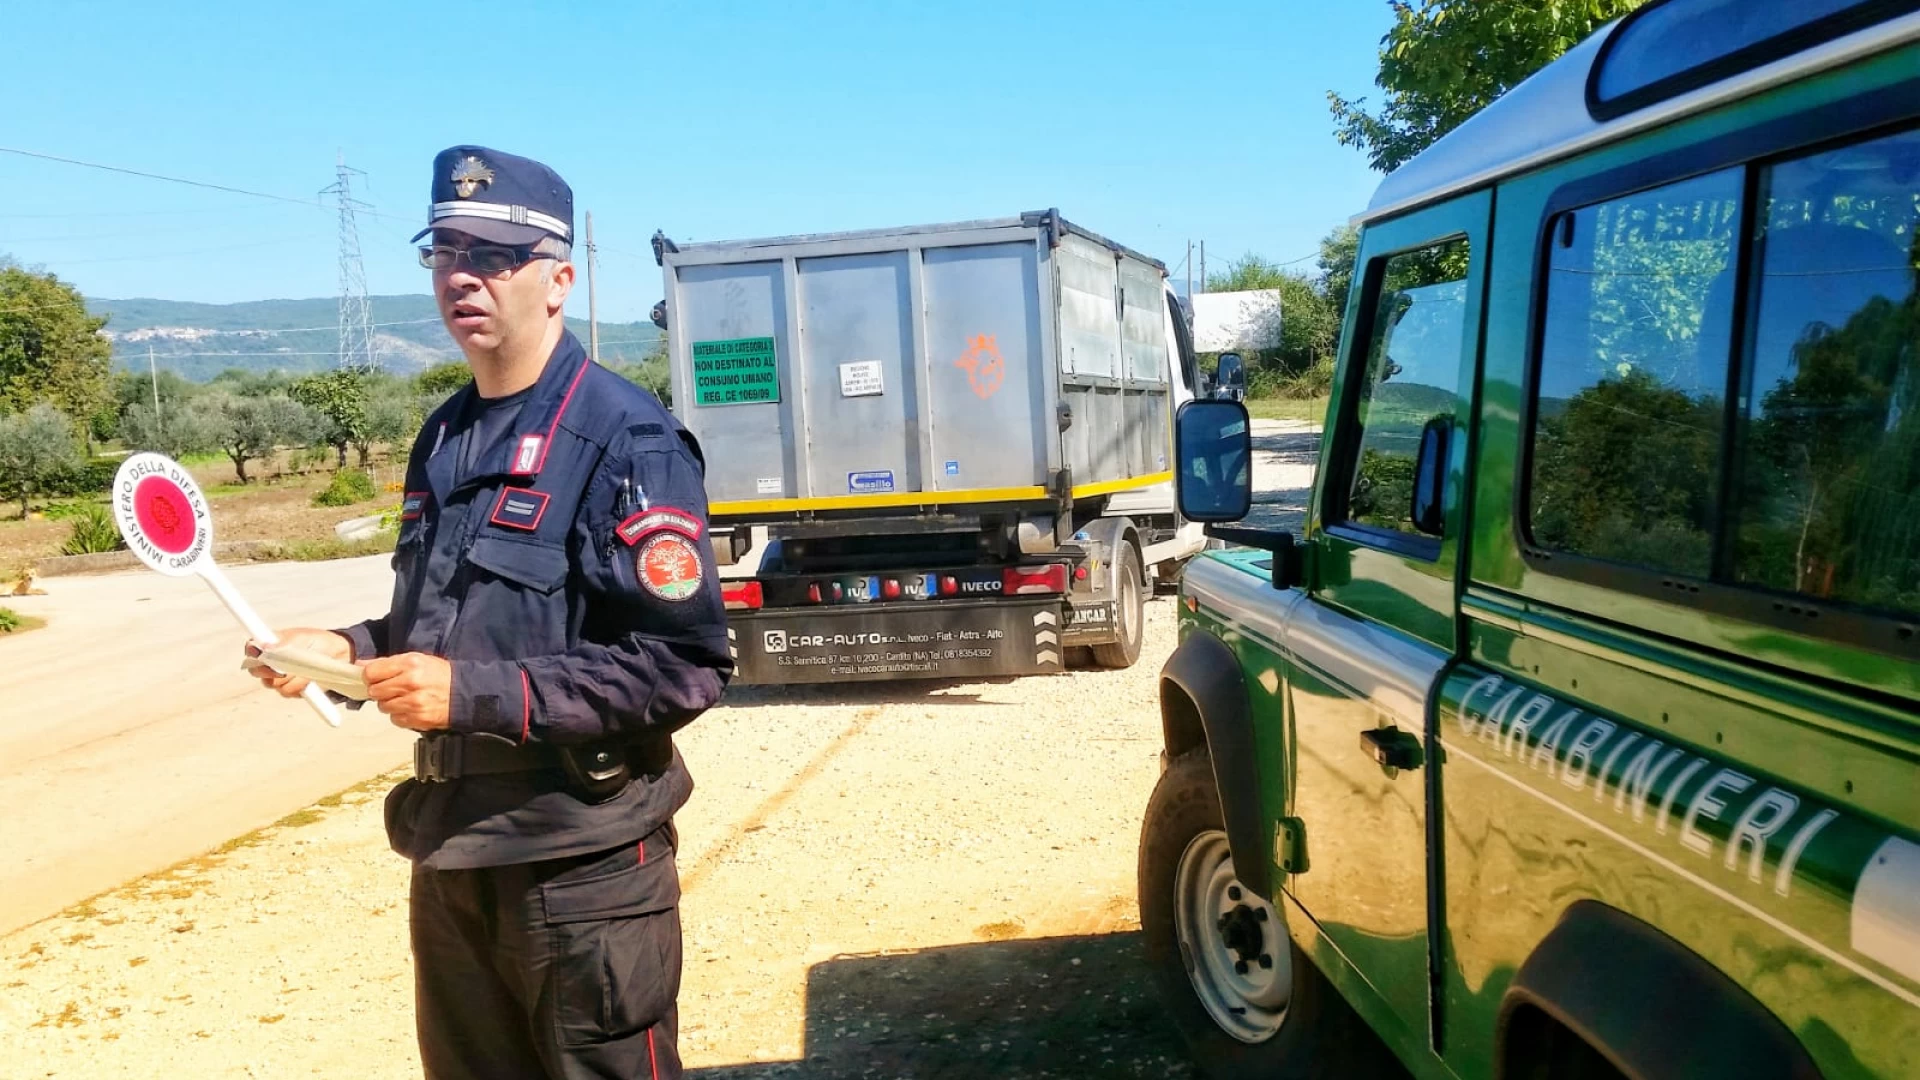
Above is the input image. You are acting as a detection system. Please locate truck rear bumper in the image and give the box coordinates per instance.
[725,598,1068,684]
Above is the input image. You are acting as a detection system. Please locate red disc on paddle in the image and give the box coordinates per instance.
[134,474,198,555]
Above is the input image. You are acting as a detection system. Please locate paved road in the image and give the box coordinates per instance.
[0,556,409,934]
[1245,417,1321,536]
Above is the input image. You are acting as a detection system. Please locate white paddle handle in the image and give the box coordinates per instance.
[201,564,344,728]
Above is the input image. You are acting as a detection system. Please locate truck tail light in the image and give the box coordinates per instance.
[806,583,822,604]
[881,578,902,600]
[1003,565,1068,595]
[940,576,958,596]
[721,582,764,610]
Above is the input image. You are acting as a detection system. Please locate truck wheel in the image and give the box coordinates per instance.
[1140,750,1388,1079]
[1090,542,1144,669]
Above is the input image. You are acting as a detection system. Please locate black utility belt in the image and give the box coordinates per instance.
[413,733,558,782]
[412,733,672,805]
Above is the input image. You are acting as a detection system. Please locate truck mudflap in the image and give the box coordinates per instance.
[725,598,1067,684]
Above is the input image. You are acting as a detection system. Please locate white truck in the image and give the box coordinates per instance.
[650,210,1207,684]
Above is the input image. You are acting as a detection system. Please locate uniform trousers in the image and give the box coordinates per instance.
[409,826,683,1079]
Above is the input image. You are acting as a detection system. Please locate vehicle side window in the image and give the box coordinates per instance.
[1529,169,1743,576]
[1732,128,1920,617]
[1338,239,1471,539]
[1526,126,1920,626]
[1168,291,1201,395]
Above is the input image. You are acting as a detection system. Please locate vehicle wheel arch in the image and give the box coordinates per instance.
[1496,900,1822,1080]
[1159,631,1271,901]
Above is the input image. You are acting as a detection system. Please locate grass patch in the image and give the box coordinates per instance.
[1245,396,1331,425]
[0,606,46,636]
[259,531,397,563]
[273,808,326,829]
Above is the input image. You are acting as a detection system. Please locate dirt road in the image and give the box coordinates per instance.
[4,603,1198,1078]
[2,426,1323,1076]
[0,556,411,936]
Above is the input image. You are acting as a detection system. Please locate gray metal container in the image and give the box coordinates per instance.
[657,211,1174,518]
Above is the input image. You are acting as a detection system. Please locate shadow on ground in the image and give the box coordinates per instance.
[688,932,1200,1080]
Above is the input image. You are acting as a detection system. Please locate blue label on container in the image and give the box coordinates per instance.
[944,460,961,476]
[849,470,895,493]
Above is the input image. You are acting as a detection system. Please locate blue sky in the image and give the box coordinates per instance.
[1,1,1395,323]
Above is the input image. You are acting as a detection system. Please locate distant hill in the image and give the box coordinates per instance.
[89,295,662,383]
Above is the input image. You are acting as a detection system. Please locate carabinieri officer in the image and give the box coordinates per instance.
[250,145,731,1080]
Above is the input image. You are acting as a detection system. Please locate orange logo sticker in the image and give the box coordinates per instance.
[954,335,1006,400]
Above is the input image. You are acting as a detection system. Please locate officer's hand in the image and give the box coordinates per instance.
[361,652,453,732]
[246,628,353,699]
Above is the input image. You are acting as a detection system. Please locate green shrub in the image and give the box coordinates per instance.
[0,607,19,633]
[263,531,397,562]
[41,500,98,521]
[43,459,121,498]
[61,505,125,555]
[312,469,378,507]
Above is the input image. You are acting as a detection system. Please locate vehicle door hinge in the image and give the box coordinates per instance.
[1275,816,1309,876]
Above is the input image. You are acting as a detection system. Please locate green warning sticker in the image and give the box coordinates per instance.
[691,337,780,406]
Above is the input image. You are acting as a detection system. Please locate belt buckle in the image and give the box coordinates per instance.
[414,736,462,783]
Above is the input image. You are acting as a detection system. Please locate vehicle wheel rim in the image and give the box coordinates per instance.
[1173,829,1290,1043]
[1119,564,1140,649]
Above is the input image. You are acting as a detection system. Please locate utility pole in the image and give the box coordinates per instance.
[1199,241,1206,294]
[321,151,378,372]
[148,345,162,433]
[1186,239,1192,302]
[586,210,600,364]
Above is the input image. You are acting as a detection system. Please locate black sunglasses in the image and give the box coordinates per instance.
[418,244,557,274]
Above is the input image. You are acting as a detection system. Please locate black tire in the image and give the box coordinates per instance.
[1090,542,1144,669]
[1139,750,1393,1079]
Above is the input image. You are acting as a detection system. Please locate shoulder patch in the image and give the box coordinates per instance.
[617,506,702,545]
[636,533,704,602]
[630,422,666,439]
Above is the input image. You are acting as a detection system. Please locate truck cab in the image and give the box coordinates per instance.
[1138,3,1920,1077]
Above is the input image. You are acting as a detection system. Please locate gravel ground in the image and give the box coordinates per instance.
[2,425,1324,1077]
[2,603,1201,1079]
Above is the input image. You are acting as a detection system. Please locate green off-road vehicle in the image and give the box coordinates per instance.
[1138,2,1920,1077]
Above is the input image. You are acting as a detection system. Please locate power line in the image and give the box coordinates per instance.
[43,234,329,265]
[0,144,328,210]
[0,143,419,226]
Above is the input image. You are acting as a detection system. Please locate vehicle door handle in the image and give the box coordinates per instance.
[1360,726,1423,772]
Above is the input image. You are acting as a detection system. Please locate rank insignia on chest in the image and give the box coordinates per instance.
[489,488,550,531]
[401,492,430,521]
[616,507,701,546]
[512,434,545,475]
[637,533,704,602]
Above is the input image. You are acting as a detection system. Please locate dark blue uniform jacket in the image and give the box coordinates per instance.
[342,331,732,868]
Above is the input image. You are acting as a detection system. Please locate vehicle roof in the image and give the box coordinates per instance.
[656,212,1168,274]
[1359,7,1920,225]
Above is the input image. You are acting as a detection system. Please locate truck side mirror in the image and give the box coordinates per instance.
[1411,416,1450,536]
[1175,400,1253,522]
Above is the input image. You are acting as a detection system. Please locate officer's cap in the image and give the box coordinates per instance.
[412,145,574,248]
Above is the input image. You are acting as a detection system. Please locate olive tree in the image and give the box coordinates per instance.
[0,403,81,518]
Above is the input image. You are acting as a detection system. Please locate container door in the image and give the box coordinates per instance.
[796,252,919,497]
[922,243,1047,491]
[675,260,794,503]
[1283,192,1489,1054]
